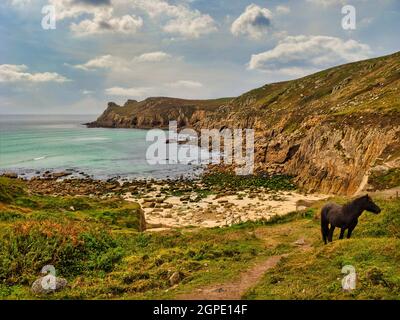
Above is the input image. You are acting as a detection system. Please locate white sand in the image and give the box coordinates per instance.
[123,186,330,230]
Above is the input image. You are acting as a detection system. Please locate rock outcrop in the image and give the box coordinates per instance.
[89,51,400,195]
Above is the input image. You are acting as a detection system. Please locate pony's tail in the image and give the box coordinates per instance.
[321,207,329,245]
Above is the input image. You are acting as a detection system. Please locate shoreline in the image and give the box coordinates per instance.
[0,166,205,182]
[1,170,330,231]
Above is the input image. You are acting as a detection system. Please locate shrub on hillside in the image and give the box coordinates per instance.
[0,178,25,203]
[357,198,400,238]
[0,220,124,285]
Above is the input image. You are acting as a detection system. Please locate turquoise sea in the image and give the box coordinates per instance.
[0,115,202,180]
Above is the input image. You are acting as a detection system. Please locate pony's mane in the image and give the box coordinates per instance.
[342,196,366,213]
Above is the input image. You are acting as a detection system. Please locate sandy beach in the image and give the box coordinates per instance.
[123,182,330,230]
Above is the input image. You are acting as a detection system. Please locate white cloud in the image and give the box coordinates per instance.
[231,4,273,40]
[275,5,290,15]
[132,0,217,38]
[49,0,111,20]
[48,0,143,36]
[74,55,117,71]
[105,86,152,98]
[166,80,203,88]
[163,14,216,39]
[0,64,69,83]
[82,90,94,95]
[248,35,372,76]
[134,51,172,63]
[74,52,173,72]
[71,14,143,36]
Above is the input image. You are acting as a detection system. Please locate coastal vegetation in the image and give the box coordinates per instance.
[0,177,399,299]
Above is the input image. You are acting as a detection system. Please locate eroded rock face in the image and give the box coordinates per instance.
[196,111,400,195]
[283,121,400,195]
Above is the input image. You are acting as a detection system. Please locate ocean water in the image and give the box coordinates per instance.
[0,115,203,180]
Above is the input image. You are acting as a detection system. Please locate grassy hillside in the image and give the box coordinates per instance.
[245,197,400,300]
[0,177,399,299]
[204,51,400,130]
[109,97,233,116]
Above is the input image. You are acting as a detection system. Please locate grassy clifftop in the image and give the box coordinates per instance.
[220,51,400,125]
[87,97,233,129]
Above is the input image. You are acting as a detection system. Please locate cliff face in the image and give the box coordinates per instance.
[90,52,400,195]
[252,114,400,195]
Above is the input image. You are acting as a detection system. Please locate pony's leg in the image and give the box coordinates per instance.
[328,226,335,242]
[321,220,329,245]
[322,231,327,245]
[347,226,355,239]
[339,228,345,239]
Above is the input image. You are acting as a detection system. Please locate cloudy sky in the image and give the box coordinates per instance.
[1,0,399,114]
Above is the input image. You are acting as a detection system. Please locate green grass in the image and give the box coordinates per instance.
[244,198,400,300]
[0,220,124,286]
[201,173,296,191]
[1,177,400,300]
[369,168,400,190]
[245,238,400,300]
[0,177,26,203]
[52,227,269,299]
[0,178,143,296]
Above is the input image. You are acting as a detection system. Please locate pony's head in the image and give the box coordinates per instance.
[360,194,381,214]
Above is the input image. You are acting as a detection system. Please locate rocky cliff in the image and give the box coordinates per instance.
[87,97,232,129]
[89,51,400,195]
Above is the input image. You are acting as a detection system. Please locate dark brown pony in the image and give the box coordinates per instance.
[321,195,381,244]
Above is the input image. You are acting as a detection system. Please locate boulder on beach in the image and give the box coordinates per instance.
[2,172,18,179]
[52,172,72,179]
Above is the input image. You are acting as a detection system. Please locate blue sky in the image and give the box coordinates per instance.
[1,0,399,114]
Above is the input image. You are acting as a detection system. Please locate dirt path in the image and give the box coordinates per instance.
[177,254,286,300]
[177,232,314,300]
